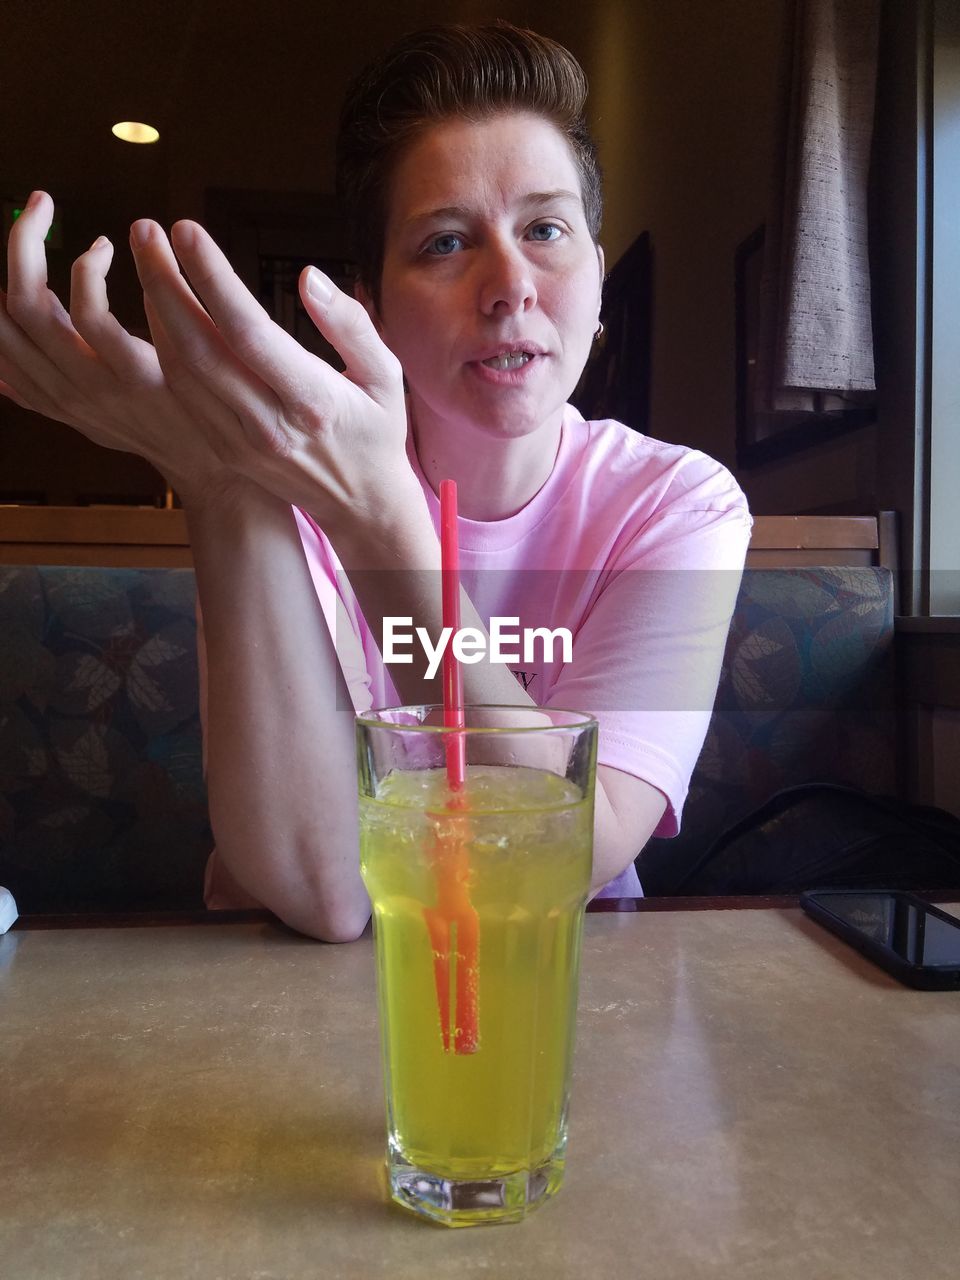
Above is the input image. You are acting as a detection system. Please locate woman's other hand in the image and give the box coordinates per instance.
[128,215,412,534]
[1,192,412,527]
[0,191,235,507]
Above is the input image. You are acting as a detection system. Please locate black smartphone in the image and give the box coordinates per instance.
[800,890,960,990]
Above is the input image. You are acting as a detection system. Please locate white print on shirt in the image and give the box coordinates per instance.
[381,616,572,681]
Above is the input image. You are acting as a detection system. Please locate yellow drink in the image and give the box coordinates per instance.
[359,763,592,1225]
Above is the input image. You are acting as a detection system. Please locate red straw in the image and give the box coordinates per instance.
[439,479,466,791]
[422,479,478,1053]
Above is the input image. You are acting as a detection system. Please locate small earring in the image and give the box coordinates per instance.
[594,322,605,341]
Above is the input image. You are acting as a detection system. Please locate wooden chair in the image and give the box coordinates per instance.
[747,512,898,571]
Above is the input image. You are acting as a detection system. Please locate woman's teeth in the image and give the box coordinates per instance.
[482,352,533,371]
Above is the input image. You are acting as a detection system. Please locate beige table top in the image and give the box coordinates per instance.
[1,907,958,1280]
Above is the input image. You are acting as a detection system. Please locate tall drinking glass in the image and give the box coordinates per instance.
[357,704,598,1227]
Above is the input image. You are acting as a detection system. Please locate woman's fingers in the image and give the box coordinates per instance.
[133,223,286,453]
[4,191,104,399]
[168,221,317,399]
[299,266,402,405]
[130,218,224,379]
[141,292,246,463]
[3,194,249,490]
[69,236,161,387]
[3,197,409,523]
[0,374,32,409]
[6,192,87,350]
[169,221,400,412]
[132,221,257,391]
[5,191,55,293]
[0,285,82,420]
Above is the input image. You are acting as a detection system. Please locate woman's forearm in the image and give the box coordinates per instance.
[187,489,370,941]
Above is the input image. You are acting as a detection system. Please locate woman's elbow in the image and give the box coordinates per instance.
[312,905,371,944]
[276,893,371,943]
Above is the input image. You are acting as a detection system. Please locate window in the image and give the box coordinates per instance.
[928,0,960,613]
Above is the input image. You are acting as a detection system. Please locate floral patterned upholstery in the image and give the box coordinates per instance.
[638,567,897,893]
[0,563,897,911]
[0,566,209,911]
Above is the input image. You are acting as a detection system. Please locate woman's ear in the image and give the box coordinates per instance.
[595,244,606,326]
[354,279,382,335]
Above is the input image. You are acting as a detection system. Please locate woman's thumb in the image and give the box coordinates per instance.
[300,267,400,402]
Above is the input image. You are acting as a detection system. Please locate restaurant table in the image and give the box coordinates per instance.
[2,902,958,1279]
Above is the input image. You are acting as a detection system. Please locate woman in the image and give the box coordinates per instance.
[0,23,750,939]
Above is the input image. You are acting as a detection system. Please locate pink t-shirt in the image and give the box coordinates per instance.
[204,405,751,906]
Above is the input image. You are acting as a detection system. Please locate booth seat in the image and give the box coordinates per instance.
[0,562,895,913]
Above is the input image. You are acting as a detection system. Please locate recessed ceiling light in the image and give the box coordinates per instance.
[111,121,160,144]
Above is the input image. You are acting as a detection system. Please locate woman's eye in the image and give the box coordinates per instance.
[425,233,464,256]
[528,223,563,242]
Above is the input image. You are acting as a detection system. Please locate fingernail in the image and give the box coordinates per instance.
[171,221,196,251]
[90,235,110,252]
[130,221,150,248]
[305,267,333,307]
[24,191,41,211]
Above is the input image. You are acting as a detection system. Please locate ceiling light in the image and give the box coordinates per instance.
[111,121,160,144]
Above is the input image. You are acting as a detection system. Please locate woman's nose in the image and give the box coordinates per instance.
[477,241,538,316]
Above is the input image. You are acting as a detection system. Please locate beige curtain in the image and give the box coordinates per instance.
[756,0,881,418]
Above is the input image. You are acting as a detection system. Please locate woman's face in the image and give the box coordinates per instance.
[368,111,604,446]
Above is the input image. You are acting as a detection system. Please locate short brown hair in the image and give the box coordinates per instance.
[336,21,603,301]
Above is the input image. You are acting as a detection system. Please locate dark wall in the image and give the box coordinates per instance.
[1,0,916,529]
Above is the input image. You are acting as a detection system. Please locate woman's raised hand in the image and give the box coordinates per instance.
[0,191,410,525]
[0,191,227,502]
[129,214,411,530]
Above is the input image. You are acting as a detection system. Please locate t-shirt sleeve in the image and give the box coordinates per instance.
[543,461,752,837]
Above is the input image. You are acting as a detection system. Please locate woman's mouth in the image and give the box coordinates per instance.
[481,352,534,371]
